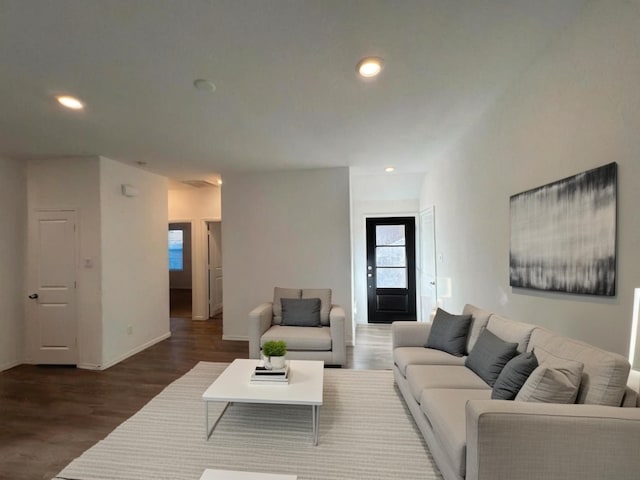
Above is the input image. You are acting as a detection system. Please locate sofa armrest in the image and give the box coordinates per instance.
[248,302,274,359]
[466,399,640,480]
[329,304,346,366]
[392,321,432,349]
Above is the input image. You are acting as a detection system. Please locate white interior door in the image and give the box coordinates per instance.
[28,210,78,364]
[208,222,223,317]
[420,206,437,322]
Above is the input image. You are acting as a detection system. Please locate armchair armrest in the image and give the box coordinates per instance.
[466,399,640,480]
[248,302,273,359]
[329,304,346,366]
[392,321,432,349]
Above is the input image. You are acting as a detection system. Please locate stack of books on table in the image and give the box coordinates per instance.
[250,362,289,384]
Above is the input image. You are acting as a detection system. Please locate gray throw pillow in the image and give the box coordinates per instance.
[465,329,518,387]
[491,351,539,400]
[425,308,472,356]
[281,298,321,327]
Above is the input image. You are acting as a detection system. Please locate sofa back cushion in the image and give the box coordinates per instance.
[462,304,491,353]
[302,289,332,326]
[273,288,302,324]
[527,327,630,406]
[486,314,536,353]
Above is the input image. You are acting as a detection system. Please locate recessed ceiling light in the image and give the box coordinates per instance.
[193,78,216,93]
[385,167,395,173]
[56,95,84,110]
[356,57,384,78]
[217,179,223,185]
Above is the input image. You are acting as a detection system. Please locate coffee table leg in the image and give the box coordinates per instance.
[205,401,209,440]
[205,401,230,440]
[312,405,320,446]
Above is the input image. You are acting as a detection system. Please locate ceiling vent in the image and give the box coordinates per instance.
[181,179,216,188]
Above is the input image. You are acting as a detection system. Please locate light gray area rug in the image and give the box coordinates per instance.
[55,362,441,480]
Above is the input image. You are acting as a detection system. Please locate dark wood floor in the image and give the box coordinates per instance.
[0,316,391,480]
[169,288,193,318]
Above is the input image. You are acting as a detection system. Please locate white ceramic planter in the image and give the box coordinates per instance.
[269,355,286,370]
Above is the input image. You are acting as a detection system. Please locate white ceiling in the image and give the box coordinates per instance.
[0,0,587,182]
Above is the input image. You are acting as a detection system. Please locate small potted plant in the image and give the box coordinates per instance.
[262,340,287,370]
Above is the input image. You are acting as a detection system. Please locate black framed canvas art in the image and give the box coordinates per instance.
[509,162,617,296]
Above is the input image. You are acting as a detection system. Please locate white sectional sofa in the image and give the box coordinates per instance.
[392,304,640,480]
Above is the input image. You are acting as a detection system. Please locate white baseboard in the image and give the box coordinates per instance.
[222,334,248,341]
[0,359,21,372]
[99,331,172,371]
[77,363,102,370]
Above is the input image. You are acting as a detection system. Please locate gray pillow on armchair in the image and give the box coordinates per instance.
[281,298,322,327]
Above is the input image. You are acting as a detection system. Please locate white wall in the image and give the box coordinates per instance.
[168,186,221,220]
[419,0,640,357]
[26,156,103,368]
[100,157,170,368]
[168,186,221,319]
[0,157,26,371]
[222,168,352,343]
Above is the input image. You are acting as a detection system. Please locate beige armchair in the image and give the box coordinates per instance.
[248,287,346,367]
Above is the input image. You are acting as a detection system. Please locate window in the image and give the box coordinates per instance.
[168,230,184,271]
[375,224,407,288]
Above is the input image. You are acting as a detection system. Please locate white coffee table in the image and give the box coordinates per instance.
[200,469,297,480]
[202,359,324,445]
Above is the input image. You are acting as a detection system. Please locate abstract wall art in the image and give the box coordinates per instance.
[509,162,617,296]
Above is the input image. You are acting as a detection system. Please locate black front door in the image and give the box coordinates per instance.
[366,217,417,323]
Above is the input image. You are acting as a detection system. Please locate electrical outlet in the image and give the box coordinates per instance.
[126,325,133,335]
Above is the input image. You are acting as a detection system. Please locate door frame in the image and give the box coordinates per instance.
[365,215,419,323]
[168,219,195,318]
[206,220,223,317]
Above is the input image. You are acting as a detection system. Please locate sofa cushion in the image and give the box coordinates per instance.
[281,298,321,327]
[425,308,472,356]
[491,351,539,400]
[302,288,332,326]
[273,287,302,324]
[465,329,518,387]
[527,328,630,406]
[515,358,584,403]
[486,314,535,353]
[261,325,331,351]
[462,304,491,352]
[419,388,491,478]
[405,365,490,403]
[394,347,466,377]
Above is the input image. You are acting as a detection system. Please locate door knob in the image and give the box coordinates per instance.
[28,293,39,299]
